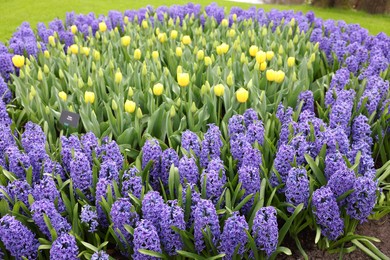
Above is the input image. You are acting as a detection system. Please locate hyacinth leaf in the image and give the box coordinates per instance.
[80,241,98,252]
[172,226,196,252]
[315,226,321,244]
[304,154,326,186]
[38,244,52,250]
[123,224,134,235]
[108,225,126,253]
[336,189,354,203]
[350,151,362,173]
[0,167,17,182]
[351,239,381,260]
[327,245,357,255]
[114,228,132,253]
[329,234,381,250]
[270,246,293,259]
[177,250,206,260]
[43,213,58,241]
[360,239,389,260]
[168,165,176,200]
[225,189,232,210]
[184,184,192,223]
[278,203,304,246]
[245,229,259,260]
[72,203,79,235]
[0,199,9,216]
[208,253,226,260]
[234,194,253,211]
[138,249,168,259]
[249,181,266,226]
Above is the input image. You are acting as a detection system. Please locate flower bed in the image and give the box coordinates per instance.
[0,3,389,260]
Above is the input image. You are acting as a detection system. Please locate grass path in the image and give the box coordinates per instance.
[0,0,389,41]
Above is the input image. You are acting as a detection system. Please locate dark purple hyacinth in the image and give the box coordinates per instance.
[81,131,98,166]
[0,76,12,103]
[346,177,377,223]
[110,198,139,248]
[247,121,265,146]
[91,251,110,260]
[298,90,314,114]
[0,100,12,126]
[219,212,249,258]
[351,115,372,146]
[0,215,39,259]
[99,159,119,182]
[0,123,15,161]
[142,191,164,232]
[132,219,162,260]
[80,204,98,232]
[312,187,344,240]
[324,151,348,180]
[5,146,31,179]
[0,52,14,82]
[238,165,261,214]
[182,183,202,229]
[230,133,251,161]
[142,139,162,190]
[160,148,179,186]
[252,207,278,257]
[241,146,262,169]
[28,147,49,183]
[6,180,32,207]
[325,126,350,155]
[160,200,185,255]
[70,151,92,194]
[325,68,350,107]
[285,167,310,212]
[50,233,79,260]
[21,121,46,153]
[194,199,220,253]
[31,199,71,240]
[273,144,295,185]
[43,159,66,180]
[61,135,82,172]
[178,156,199,185]
[96,139,123,171]
[181,130,201,158]
[121,166,142,199]
[33,175,65,212]
[9,22,38,57]
[243,108,259,127]
[328,168,355,205]
[228,114,245,138]
[200,124,223,168]
[201,158,226,204]
[95,177,113,227]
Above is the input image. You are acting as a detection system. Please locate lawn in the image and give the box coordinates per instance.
[0,0,389,42]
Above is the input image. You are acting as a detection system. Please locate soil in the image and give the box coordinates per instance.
[282,215,390,259]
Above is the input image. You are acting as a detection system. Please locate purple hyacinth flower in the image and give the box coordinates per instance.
[252,207,278,256]
[142,191,164,232]
[110,198,139,248]
[312,187,344,240]
[31,199,71,240]
[61,135,82,172]
[324,151,348,180]
[132,219,162,260]
[200,124,223,168]
[122,166,142,199]
[91,251,110,260]
[142,139,162,190]
[238,165,261,214]
[285,167,310,212]
[95,177,114,227]
[178,156,199,185]
[194,199,220,253]
[243,108,259,127]
[99,159,119,182]
[70,151,92,194]
[0,215,39,259]
[6,180,32,207]
[81,132,98,166]
[50,233,79,260]
[346,177,377,223]
[298,90,315,114]
[230,133,251,162]
[219,212,249,258]
[5,146,31,179]
[96,139,123,171]
[0,76,12,103]
[160,148,179,186]
[273,144,295,185]
[328,168,355,205]
[21,121,46,153]
[247,121,265,146]
[228,114,245,138]
[160,200,185,255]
[33,175,65,212]
[241,146,262,169]
[181,130,201,158]
[80,204,98,232]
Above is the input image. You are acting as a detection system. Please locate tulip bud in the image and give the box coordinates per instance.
[293,35,299,44]
[99,22,107,32]
[98,68,104,77]
[87,76,93,87]
[44,50,50,58]
[69,44,79,55]
[48,35,56,47]
[125,100,136,113]
[58,69,64,79]
[310,53,316,63]
[136,107,143,118]
[12,55,25,68]
[141,20,149,29]
[177,73,190,87]
[115,70,122,84]
[249,45,259,57]
[275,70,285,83]
[142,63,147,76]
[314,42,319,52]
[276,27,281,35]
[266,51,274,61]
[37,69,43,81]
[293,71,297,82]
[19,69,25,79]
[197,50,204,61]
[153,83,164,96]
[84,91,95,104]
[175,47,183,57]
[236,88,248,103]
[169,105,176,117]
[221,43,229,54]
[213,84,224,97]
[287,57,295,67]
[170,30,178,39]
[58,91,67,101]
[78,78,84,88]
[261,27,267,36]
[260,61,267,71]
[288,27,293,36]
[227,71,234,87]
[266,69,275,82]
[228,29,236,38]
[29,85,36,100]
[221,19,229,27]
[256,51,266,63]
[71,25,78,34]
[43,64,49,74]
[182,35,191,45]
[134,49,142,60]
[204,56,212,66]
[121,35,131,47]
[278,45,284,55]
[112,99,118,111]
[191,102,197,113]
[124,16,129,24]
[152,51,159,60]
[277,56,283,66]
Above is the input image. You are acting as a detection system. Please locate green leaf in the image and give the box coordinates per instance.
[138,249,168,259]
[278,203,304,246]
[177,250,206,260]
[304,154,326,186]
[81,241,98,252]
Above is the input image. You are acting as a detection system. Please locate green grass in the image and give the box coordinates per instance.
[0,0,389,42]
